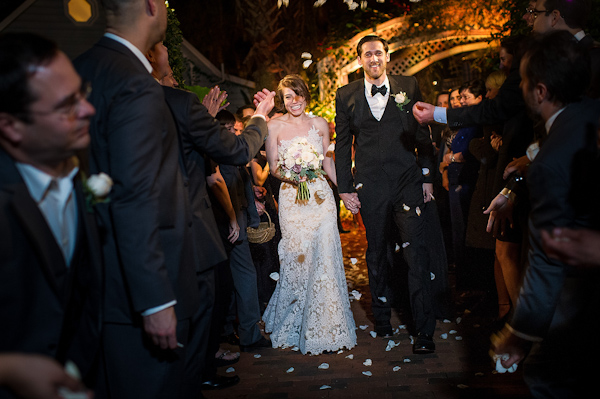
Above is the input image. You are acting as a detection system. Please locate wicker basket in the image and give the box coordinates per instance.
[247,211,276,244]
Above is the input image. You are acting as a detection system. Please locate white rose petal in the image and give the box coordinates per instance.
[363,359,372,366]
[270,272,280,281]
[355,183,363,190]
[395,243,401,252]
[402,242,410,248]
[403,358,411,363]
[286,367,294,373]
[455,336,463,340]
[449,330,457,334]
[422,168,430,176]
[301,52,312,59]
[378,296,387,303]
[254,354,261,358]
[430,272,435,280]
[302,59,313,69]
[443,319,451,323]
[370,331,377,338]
[362,371,372,376]
[337,349,344,354]
[456,317,462,324]
[403,204,410,211]
[359,325,368,330]
[440,333,448,339]
[351,290,362,300]
[226,367,235,373]
[318,363,329,369]
[320,385,331,390]
[393,366,401,372]
[350,258,358,265]
[327,143,335,152]
[346,354,354,359]
[416,207,421,216]
[398,324,407,330]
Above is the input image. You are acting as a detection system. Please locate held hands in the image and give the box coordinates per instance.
[253,89,276,118]
[484,193,514,237]
[340,192,361,215]
[423,183,434,203]
[142,306,178,350]
[412,102,435,125]
[202,86,230,118]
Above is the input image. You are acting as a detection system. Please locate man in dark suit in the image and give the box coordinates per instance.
[491,31,600,398]
[0,33,101,399]
[74,1,200,397]
[153,42,275,392]
[335,35,438,354]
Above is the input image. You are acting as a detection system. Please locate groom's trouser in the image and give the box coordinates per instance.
[357,173,435,336]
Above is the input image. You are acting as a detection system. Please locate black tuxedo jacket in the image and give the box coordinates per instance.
[162,86,267,272]
[334,75,435,194]
[74,37,198,324]
[511,98,600,338]
[0,150,102,394]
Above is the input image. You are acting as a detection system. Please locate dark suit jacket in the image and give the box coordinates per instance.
[162,86,267,272]
[74,37,198,324]
[0,150,102,397]
[334,75,435,194]
[511,99,600,338]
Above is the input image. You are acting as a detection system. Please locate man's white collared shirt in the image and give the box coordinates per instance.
[364,77,390,121]
[16,163,78,266]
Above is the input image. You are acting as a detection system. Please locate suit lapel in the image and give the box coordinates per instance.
[11,184,67,297]
[386,76,407,130]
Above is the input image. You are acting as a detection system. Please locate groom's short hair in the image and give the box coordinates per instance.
[357,35,389,57]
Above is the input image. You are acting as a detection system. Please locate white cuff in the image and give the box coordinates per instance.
[141,300,177,316]
[251,114,267,122]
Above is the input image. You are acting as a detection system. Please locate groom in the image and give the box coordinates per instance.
[335,35,437,354]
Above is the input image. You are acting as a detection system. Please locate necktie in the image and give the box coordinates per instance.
[371,84,387,97]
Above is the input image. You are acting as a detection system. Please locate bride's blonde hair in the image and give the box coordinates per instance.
[277,74,311,106]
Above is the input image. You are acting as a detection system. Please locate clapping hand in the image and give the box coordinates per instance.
[202,86,229,117]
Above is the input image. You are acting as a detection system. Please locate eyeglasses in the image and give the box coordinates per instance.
[525,7,551,20]
[27,81,92,121]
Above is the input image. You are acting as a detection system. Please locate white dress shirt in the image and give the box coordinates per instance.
[364,77,390,121]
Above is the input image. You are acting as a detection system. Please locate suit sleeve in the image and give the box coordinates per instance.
[446,67,524,129]
[510,161,569,339]
[106,76,175,313]
[411,78,435,183]
[334,89,355,194]
[182,93,267,165]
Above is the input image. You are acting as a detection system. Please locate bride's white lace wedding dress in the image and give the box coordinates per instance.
[263,125,356,355]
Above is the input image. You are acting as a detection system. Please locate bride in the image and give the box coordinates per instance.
[263,74,356,355]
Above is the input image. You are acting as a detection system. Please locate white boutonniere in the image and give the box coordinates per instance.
[393,91,411,111]
[83,172,113,212]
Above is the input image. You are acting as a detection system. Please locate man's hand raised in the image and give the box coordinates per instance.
[412,101,435,125]
[253,89,276,119]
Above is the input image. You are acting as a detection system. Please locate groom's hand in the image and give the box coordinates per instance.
[340,192,361,214]
[412,101,435,125]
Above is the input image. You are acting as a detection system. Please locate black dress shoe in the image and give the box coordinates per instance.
[413,333,435,354]
[375,323,394,338]
[220,332,240,346]
[240,336,272,352]
[201,375,240,390]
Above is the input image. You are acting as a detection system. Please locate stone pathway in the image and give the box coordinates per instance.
[205,222,531,398]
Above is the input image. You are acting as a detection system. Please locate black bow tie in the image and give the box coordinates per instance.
[371,84,387,97]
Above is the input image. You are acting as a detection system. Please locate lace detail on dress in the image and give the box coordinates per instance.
[264,125,357,355]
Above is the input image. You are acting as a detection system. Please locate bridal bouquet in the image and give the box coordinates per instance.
[278,137,326,203]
